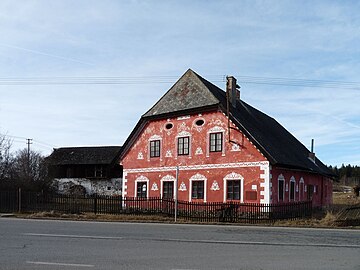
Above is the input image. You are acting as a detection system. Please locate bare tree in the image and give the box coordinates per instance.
[0,134,12,187]
[11,149,51,191]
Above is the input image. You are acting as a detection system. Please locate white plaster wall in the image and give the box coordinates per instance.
[55,178,122,196]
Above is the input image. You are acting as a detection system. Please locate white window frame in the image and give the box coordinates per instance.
[289,176,296,201]
[134,175,149,198]
[206,126,225,157]
[176,131,192,158]
[148,135,162,161]
[223,172,244,202]
[299,177,305,201]
[160,175,176,199]
[278,174,285,202]
[189,173,207,202]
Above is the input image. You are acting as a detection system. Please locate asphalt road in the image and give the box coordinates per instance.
[0,218,359,270]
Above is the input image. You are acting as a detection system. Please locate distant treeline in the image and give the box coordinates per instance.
[328,164,360,183]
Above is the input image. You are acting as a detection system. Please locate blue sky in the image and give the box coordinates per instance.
[0,1,359,166]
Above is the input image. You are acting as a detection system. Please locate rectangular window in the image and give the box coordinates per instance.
[163,181,174,199]
[177,136,190,155]
[150,140,160,158]
[94,166,103,178]
[290,181,295,201]
[209,132,223,152]
[307,185,314,201]
[191,181,204,199]
[136,181,147,198]
[227,180,241,200]
[278,180,284,201]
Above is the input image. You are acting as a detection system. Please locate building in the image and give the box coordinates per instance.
[119,69,334,207]
[48,146,123,196]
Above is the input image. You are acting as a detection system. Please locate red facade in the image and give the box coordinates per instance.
[271,167,332,206]
[121,111,263,203]
[121,110,333,206]
[120,70,333,207]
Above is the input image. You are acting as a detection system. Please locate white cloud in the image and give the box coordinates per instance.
[0,0,359,165]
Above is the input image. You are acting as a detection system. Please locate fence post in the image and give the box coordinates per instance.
[175,166,179,223]
[94,195,97,215]
[18,188,21,213]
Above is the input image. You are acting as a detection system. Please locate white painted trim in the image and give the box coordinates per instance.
[134,175,149,198]
[223,172,244,203]
[176,132,192,158]
[299,177,305,201]
[208,126,226,133]
[278,174,285,202]
[122,172,128,199]
[123,161,269,173]
[177,131,191,137]
[207,126,226,157]
[148,135,162,141]
[160,174,176,199]
[189,173,207,202]
[260,163,270,203]
[177,115,190,120]
[148,135,162,161]
[289,176,296,201]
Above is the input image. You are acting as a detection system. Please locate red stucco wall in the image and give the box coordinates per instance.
[121,110,333,206]
[271,166,333,207]
[121,110,269,203]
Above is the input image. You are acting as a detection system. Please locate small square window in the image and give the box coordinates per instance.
[163,181,174,199]
[227,180,241,200]
[178,136,190,155]
[191,181,204,199]
[136,182,147,198]
[209,132,223,152]
[150,140,160,158]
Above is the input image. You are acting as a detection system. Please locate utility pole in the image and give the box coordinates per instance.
[175,166,179,223]
[26,139,33,177]
[26,138,33,162]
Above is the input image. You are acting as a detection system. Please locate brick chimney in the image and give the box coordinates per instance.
[226,76,240,108]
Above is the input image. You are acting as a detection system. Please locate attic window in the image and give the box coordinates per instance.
[165,123,173,130]
[194,119,205,127]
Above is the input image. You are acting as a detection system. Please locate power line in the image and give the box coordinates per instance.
[0,75,359,90]
[0,133,56,149]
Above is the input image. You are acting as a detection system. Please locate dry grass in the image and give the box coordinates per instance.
[332,192,359,205]
[18,192,360,228]
[25,211,176,223]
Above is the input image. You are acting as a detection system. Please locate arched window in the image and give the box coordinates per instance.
[135,175,149,198]
[289,176,296,201]
[160,175,176,199]
[278,174,285,202]
[189,173,207,202]
[223,172,244,202]
[299,177,304,201]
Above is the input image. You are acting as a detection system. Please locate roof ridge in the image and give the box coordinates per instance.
[142,69,220,118]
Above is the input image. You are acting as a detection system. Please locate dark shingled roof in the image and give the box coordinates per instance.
[121,69,334,177]
[143,70,219,117]
[48,146,122,165]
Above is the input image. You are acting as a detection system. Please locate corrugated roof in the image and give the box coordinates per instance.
[48,146,122,165]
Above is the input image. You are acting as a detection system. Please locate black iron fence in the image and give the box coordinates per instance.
[0,190,312,223]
